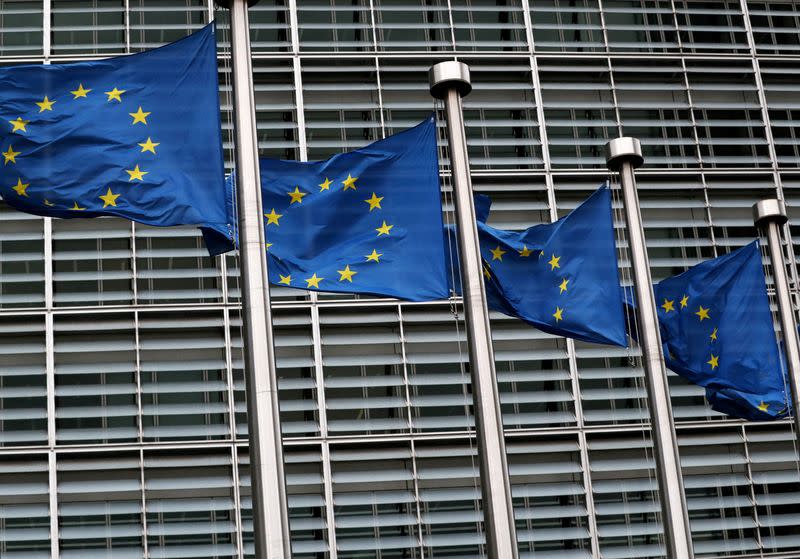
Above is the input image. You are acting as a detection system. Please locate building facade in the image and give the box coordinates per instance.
[1,0,800,557]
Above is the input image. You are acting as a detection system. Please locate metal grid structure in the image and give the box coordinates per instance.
[2,0,800,557]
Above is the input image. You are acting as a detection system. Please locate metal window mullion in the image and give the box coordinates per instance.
[577,429,600,557]
[134,309,144,443]
[124,0,131,53]
[293,58,308,160]
[596,0,612,55]
[48,443,58,559]
[444,0,456,51]
[739,0,800,300]
[408,437,426,558]
[740,423,765,552]
[139,447,149,558]
[230,444,245,559]
[223,307,237,442]
[310,297,338,558]
[43,0,51,60]
[678,58,717,258]
[131,222,139,304]
[375,55,386,138]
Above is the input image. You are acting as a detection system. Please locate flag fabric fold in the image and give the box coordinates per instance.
[0,24,233,255]
[652,241,789,420]
[258,116,448,302]
[449,185,628,347]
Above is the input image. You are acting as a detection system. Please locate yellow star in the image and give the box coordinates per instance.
[99,187,121,208]
[548,254,561,270]
[710,327,718,341]
[70,84,91,99]
[43,199,54,207]
[553,307,564,322]
[559,278,569,294]
[319,177,332,191]
[707,354,719,369]
[490,246,506,261]
[9,117,29,133]
[305,273,323,288]
[483,265,491,280]
[337,265,357,282]
[342,174,358,190]
[266,242,273,251]
[2,145,20,165]
[105,87,126,102]
[661,299,675,313]
[138,137,159,154]
[12,178,29,197]
[757,401,770,412]
[129,106,151,125]
[518,245,533,257]
[278,274,292,286]
[36,96,55,112]
[125,164,147,181]
[695,306,710,321]
[376,221,393,236]
[264,208,282,225]
[680,294,689,308]
[364,192,383,211]
[70,202,86,211]
[365,249,382,262]
[287,187,307,204]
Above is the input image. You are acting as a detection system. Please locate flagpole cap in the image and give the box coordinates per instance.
[605,137,644,171]
[429,62,472,99]
[753,198,788,226]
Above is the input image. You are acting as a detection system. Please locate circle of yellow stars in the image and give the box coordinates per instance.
[483,238,570,324]
[266,173,393,290]
[660,295,721,374]
[3,83,159,210]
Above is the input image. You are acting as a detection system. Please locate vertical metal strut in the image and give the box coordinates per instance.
[606,138,694,559]
[429,61,519,559]
[753,199,800,437]
[219,0,292,557]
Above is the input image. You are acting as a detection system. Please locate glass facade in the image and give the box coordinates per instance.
[1,0,800,557]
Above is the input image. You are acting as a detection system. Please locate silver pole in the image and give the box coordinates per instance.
[606,138,694,559]
[218,1,292,557]
[753,199,800,434]
[429,62,519,559]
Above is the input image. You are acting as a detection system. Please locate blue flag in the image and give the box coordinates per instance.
[259,117,448,302]
[0,24,233,255]
[461,185,627,347]
[653,241,789,420]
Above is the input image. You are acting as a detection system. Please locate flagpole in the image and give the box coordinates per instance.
[218,1,292,557]
[753,199,800,432]
[429,62,519,559]
[606,138,695,559]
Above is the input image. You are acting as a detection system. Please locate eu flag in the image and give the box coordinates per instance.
[469,185,628,347]
[0,24,233,255]
[259,117,448,302]
[654,241,788,420]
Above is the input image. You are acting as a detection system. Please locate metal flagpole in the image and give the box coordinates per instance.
[753,199,800,435]
[217,0,292,557]
[429,62,519,559]
[606,138,695,559]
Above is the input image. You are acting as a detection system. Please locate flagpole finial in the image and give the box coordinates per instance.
[605,137,643,171]
[753,198,788,226]
[429,61,471,99]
